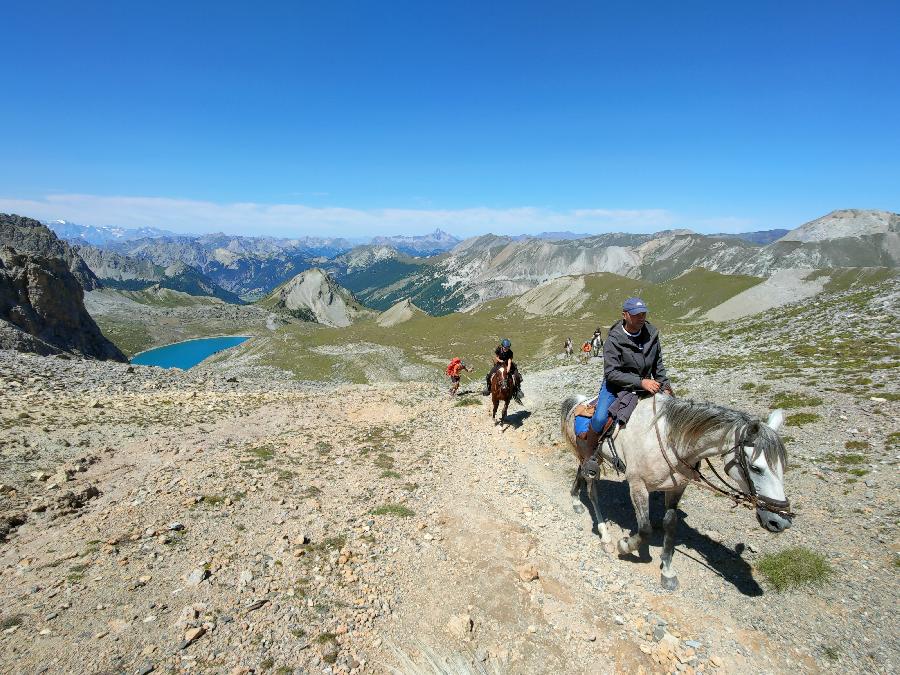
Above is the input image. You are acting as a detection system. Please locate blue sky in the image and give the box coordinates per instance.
[1,1,898,237]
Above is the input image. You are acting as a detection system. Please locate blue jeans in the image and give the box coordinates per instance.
[590,380,617,433]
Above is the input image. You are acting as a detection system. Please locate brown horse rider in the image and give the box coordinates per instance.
[482,338,517,395]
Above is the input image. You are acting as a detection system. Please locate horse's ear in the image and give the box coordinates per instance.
[767,409,785,432]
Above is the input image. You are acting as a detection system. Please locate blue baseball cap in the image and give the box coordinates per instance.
[622,297,648,315]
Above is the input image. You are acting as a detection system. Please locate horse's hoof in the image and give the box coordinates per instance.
[660,573,679,591]
[617,538,631,555]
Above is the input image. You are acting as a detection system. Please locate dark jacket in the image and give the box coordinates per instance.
[603,320,670,394]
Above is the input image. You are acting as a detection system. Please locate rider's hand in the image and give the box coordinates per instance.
[641,379,661,394]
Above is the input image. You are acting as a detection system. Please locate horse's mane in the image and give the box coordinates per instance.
[658,396,787,467]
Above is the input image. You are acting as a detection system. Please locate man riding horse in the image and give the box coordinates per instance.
[482,338,520,396]
[578,297,672,450]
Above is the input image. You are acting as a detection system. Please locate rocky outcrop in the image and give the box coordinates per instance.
[0,214,101,290]
[262,268,367,327]
[0,246,126,360]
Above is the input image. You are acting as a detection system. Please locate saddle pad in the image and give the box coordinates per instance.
[574,415,592,435]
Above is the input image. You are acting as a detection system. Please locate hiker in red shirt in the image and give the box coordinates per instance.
[446,358,471,397]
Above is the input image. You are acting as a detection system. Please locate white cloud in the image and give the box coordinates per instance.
[0,193,732,238]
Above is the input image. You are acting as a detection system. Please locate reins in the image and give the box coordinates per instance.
[651,397,794,518]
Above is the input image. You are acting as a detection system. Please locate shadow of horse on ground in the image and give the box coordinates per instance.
[500,409,531,429]
[575,478,762,596]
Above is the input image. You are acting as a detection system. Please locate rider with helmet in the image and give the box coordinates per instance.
[482,338,515,395]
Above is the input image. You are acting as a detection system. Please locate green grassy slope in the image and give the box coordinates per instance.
[252,269,765,382]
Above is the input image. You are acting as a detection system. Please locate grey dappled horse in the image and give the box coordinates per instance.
[591,335,602,358]
[561,393,791,590]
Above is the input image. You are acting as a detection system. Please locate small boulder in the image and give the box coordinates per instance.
[446,614,473,639]
[516,564,539,582]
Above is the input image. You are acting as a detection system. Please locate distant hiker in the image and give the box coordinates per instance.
[446,357,471,397]
[564,337,574,357]
[580,341,592,364]
[591,327,604,357]
[483,339,520,396]
[578,297,672,451]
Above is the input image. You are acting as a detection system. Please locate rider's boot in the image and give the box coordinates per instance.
[576,416,616,476]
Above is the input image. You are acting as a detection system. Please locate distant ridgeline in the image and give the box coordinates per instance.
[41,208,900,317]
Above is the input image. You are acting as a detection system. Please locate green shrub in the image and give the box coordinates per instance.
[757,547,832,591]
[844,440,870,450]
[771,392,824,409]
[786,412,820,426]
[371,504,415,517]
[454,397,480,407]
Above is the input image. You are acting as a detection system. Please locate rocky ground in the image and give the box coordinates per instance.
[0,276,897,674]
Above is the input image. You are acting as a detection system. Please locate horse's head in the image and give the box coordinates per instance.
[725,409,792,533]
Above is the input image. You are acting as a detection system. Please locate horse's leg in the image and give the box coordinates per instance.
[618,480,651,556]
[502,398,509,422]
[659,485,686,590]
[491,395,498,421]
[570,464,585,514]
[589,476,613,550]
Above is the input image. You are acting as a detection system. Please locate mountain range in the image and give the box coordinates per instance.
[325,210,899,313]
[35,208,900,317]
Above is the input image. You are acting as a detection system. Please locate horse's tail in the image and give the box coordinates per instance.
[561,394,589,440]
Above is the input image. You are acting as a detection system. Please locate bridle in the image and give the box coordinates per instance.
[652,397,794,518]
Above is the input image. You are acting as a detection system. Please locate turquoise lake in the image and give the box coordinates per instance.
[130,336,250,369]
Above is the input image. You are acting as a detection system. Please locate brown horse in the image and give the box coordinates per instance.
[490,364,520,424]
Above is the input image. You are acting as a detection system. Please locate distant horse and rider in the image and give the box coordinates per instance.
[482,338,523,424]
[564,337,574,358]
[560,297,792,590]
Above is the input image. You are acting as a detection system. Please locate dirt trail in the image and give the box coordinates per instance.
[1,353,896,674]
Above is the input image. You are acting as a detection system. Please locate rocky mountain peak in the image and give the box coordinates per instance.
[264,268,365,327]
[778,209,899,243]
[0,245,125,360]
[0,213,101,290]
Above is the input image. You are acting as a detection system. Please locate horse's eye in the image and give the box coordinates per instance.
[750,465,764,475]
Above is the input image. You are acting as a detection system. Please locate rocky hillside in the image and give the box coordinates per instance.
[0,214,101,291]
[0,246,125,360]
[323,210,898,314]
[376,298,426,327]
[74,245,243,303]
[728,209,900,275]
[259,268,370,327]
